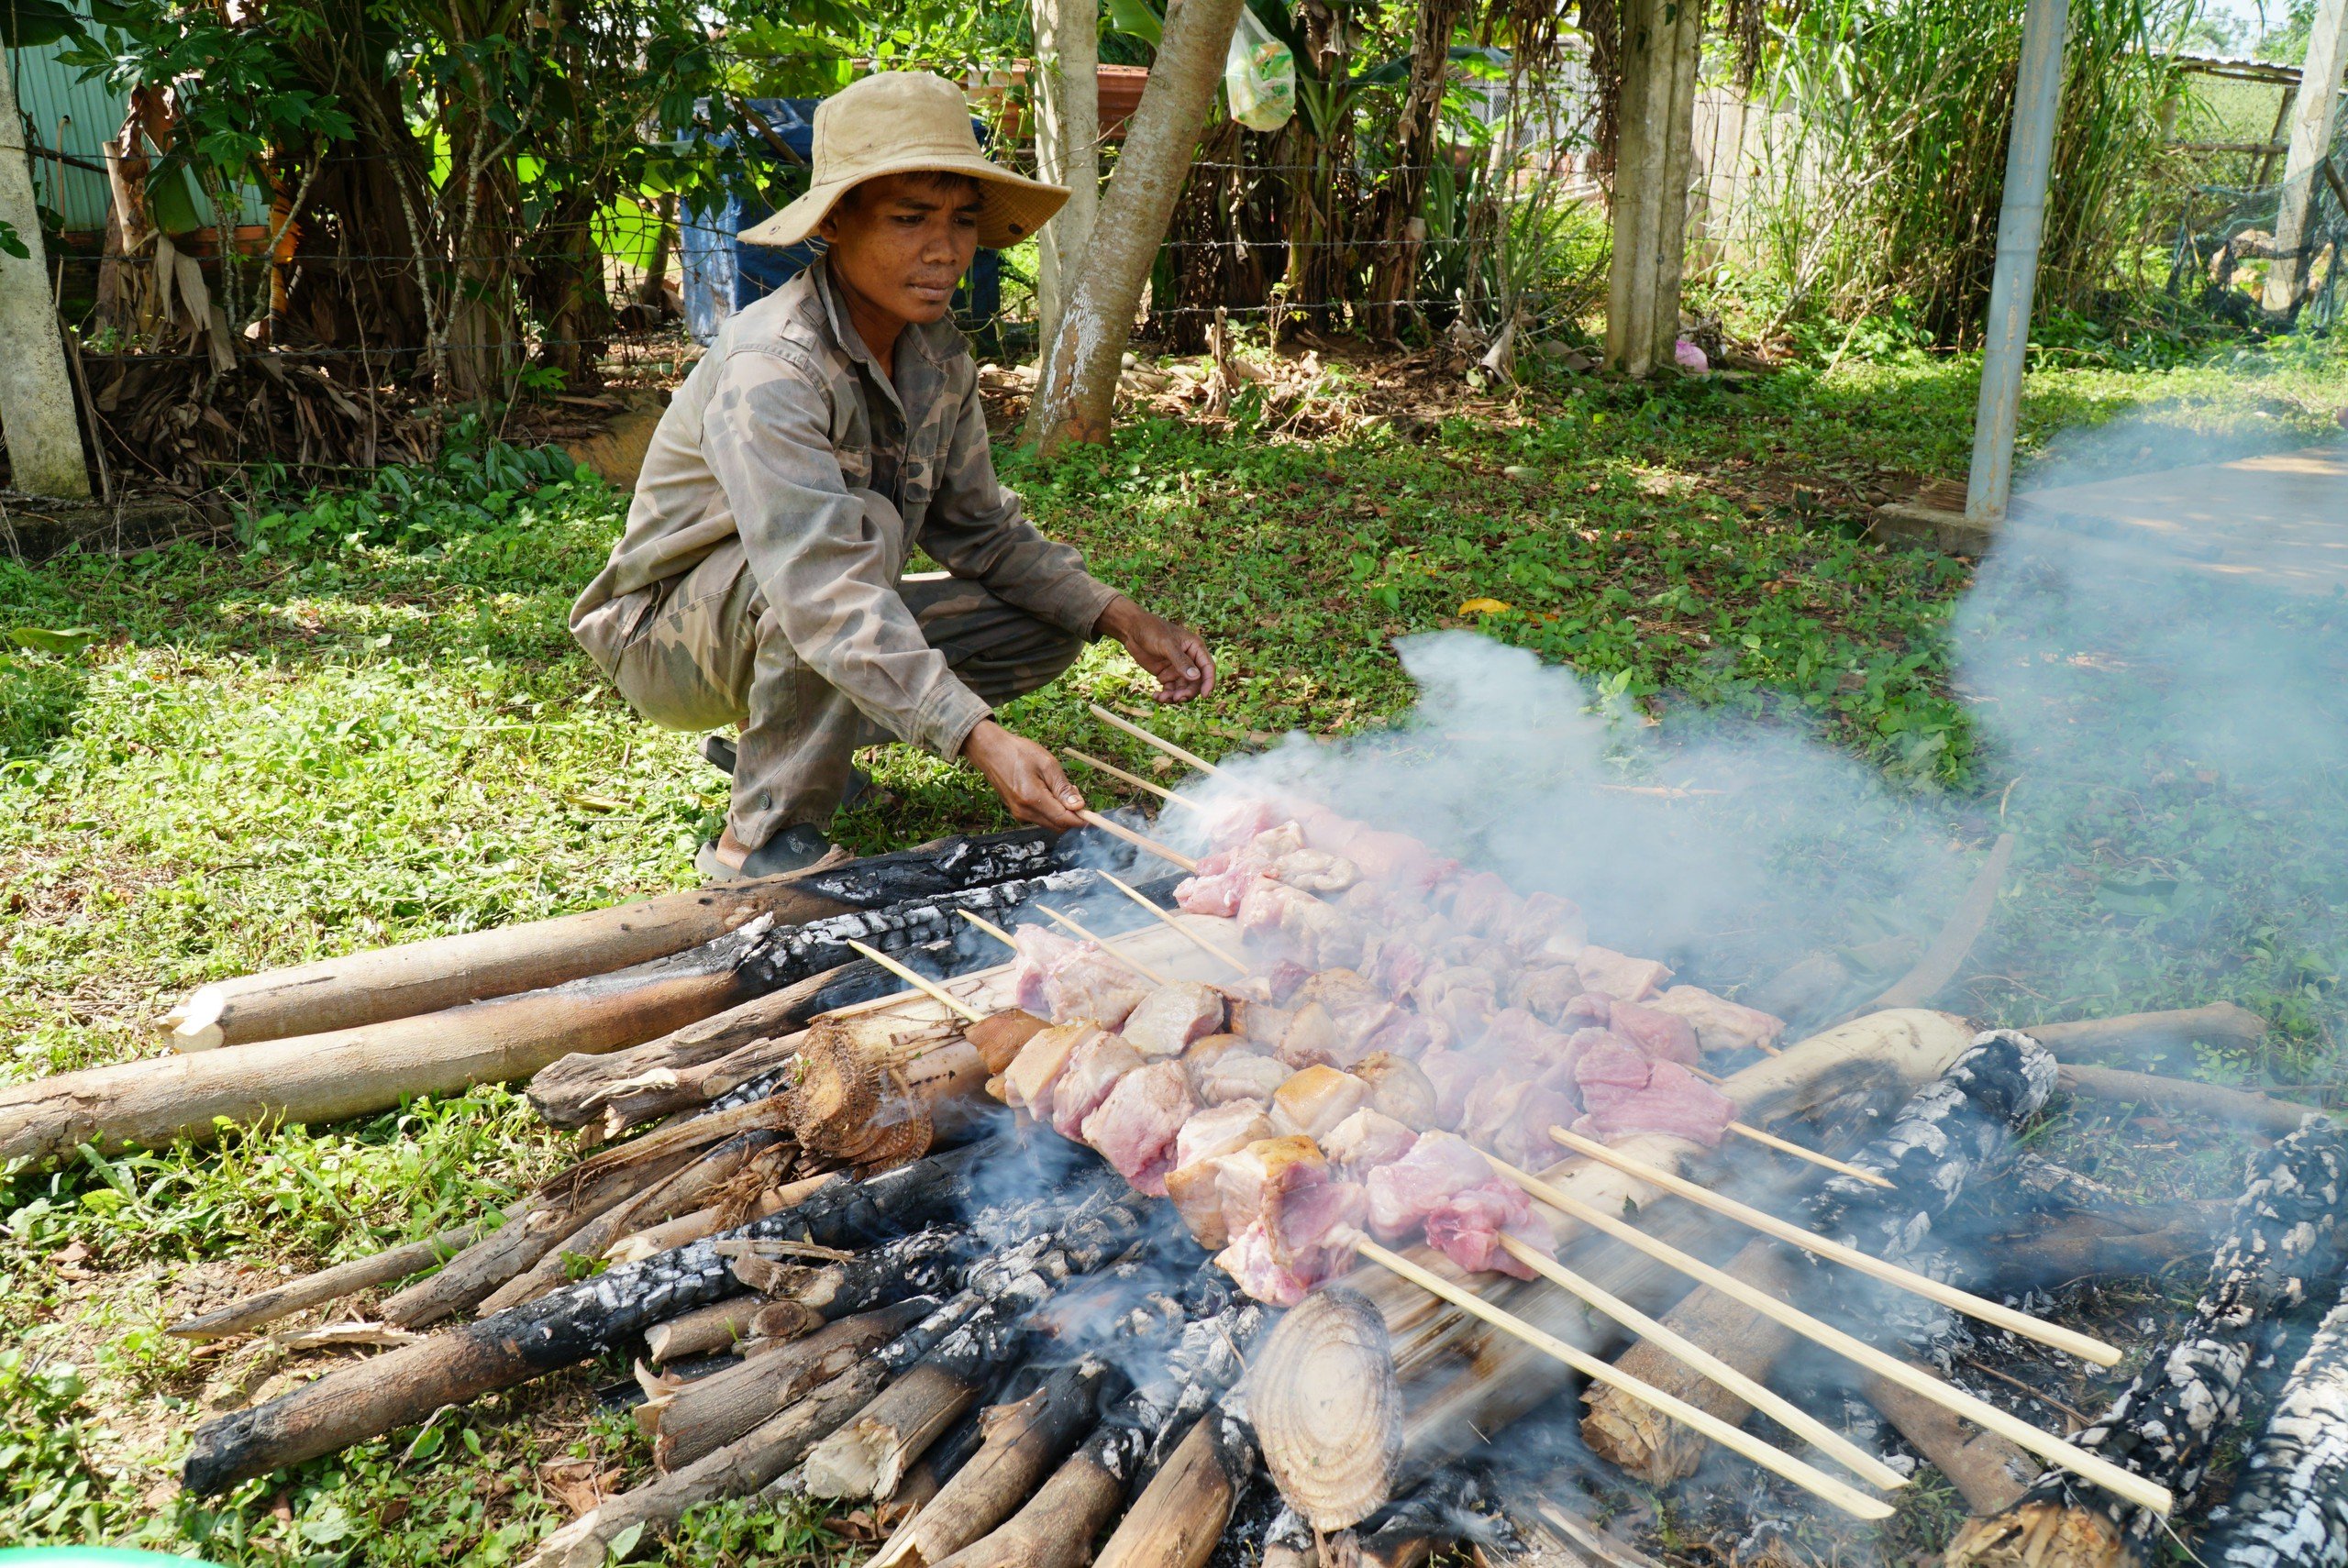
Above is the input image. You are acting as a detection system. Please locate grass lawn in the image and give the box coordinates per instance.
[3,333,2344,1563]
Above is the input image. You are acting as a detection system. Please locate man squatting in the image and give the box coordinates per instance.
[572,71,1213,878]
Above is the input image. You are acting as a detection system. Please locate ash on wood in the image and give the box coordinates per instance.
[1250,1285,1403,1531]
[646,1300,932,1471]
[183,1140,1003,1494]
[2196,1279,2348,1568]
[1947,1121,2348,1568]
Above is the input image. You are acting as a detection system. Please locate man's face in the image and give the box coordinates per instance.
[820,173,982,329]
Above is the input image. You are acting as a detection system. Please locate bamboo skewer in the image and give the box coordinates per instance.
[1035,908,1174,987]
[1099,874,1254,977]
[1351,1238,1896,1521]
[1546,1126,2122,1368]
[842,942,988,1025]
[1481,1154,2173,1515]
[1076,810,1200,872]
[958,910,1021,951]
[1087,704,1224,776]
[1722,1121,1893,1189]
[1490,1235,1908,1490]
[1062,748,1203,812]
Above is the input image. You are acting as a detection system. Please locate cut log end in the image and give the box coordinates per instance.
[171,990,227,1052]
[1944,1502,2129,1568]
[1250,1286,1403,1532]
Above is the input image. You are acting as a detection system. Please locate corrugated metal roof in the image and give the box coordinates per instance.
[10,39,121,231]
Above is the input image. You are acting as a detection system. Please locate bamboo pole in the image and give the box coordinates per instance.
[1546,1125,2122,1368]
[1484,1154,2173,1515]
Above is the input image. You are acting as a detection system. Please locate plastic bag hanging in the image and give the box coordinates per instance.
[1224,9,1296,132]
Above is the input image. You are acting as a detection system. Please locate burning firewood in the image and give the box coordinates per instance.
[637,1301,930,1468]
[161,829,1059,1049]
[182,1138,1024,1494]
[1945,1120,2348,1568]
[2194,1275,2348,1567]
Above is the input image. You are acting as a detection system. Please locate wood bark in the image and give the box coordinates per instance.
[1028,0,1253,454]
[887,1358,1121,1566]
[1251,1286,1402,1529]
[1086,1415,1246,1568]
[640,1295,803,1365]
[1359,0,1473,340]
[3,924,773,1167]
[2023,1003,2267,1062]
[183,1141,1005,1494]
[2057,1062,2320,1140]
[2195,1278,2348,1567]
[1859,1364,2031,1514]
[168,1220,491,1341]
[478,1132,786,1315]
[2261,0,2348,312]
[1028,0,1101,356]
[645,1301,931,1470]
[526,965,843,1130]
[1600,0,1701,377]
[1848,833,2015,1017]
[0,61,93,499]
[1946,1121,2348,1568]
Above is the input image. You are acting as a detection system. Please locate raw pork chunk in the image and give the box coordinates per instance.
[1123,982,1228,1058]
[1423,1184,1553,1279]
[1213,1136,1368,1306]
[1645,986,1786,1055]
[1571,1038,1736,1146]
[1576,945,1674,1002]
[1602,998,1702,1066]
[1001,1021,1102,1112]
[1163,1101,1273,1248]
[1269,1065,1371,1141]
[1323,1108,1420,1172]
[1081,1062,1195,1196]
[1051,1032,1145,1140]
[1191,1049,1290,1106]
[1364,1130,1499,1238]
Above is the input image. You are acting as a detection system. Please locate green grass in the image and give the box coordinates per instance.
[1,330,2343,1562]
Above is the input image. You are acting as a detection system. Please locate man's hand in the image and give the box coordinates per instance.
[963,719,1089,831]
[1095,595,1215,702]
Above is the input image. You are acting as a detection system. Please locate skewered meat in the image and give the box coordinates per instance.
[1192,1049,1290,1106]
[1423,1183,1552,1279]
[1465,1077,1579,1170]
[1447,871,1517,935]
[1645,985,1786,1055]
[1497,891,1589,959]
[1343,829,1454,889]
[1416,965,1500,1033]
[1269,1065,1372,1141]
[1081,1061,1195,1196]
[1479,1007,1577,1071]
[1163,1101,1275,1249]
[1205,797,1288,850]
[1511,962,1586,1024]
[1000,1021,1103,1112]
[1576,945,1674,1002]
[1051,1032,1146,1140]
[1323,1108,1419,1172]
[1122,981,1228,1058]
[1354,1052,1440,1129]
[1599,998,1701,1066]
[1182,1032,1246,1068]
[1238,878,1365,966]
[1013,923,1154,1026]
[1216,1219,1343,1308]
[1228,998,1295,1047]
[1174,862,1252,918]
[1359,1011,1444,1063]
[1571,1037,1735,1146]
[1273,848,1360,893]
[1275,973,1398,1069]
[1213,1136,1367,1307]
[1414,1048,1485,1127]
[1364,1130,1501,1238]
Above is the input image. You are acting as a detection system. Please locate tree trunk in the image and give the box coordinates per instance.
[1029,0,1102,354]
[2261,0,2348,313]
[1601,0,1701,377]
[0,61,92,498]
[1028,0,1253,455]
[1250,1286,1403,1530]
[2022,1003,2268,1063]
[1360,0,1471,340]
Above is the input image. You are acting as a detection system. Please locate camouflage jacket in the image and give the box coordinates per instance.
[570,259,1116,758]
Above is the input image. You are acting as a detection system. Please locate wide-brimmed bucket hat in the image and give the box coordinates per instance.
[741,72,1068,251]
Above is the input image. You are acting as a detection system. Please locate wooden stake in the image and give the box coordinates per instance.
[1483,1154,2173,1515]
[1351,1238,1896,1520]
[845,942,989,1025]
[1100,874,1250,975]
[1076,811,1200,872]
[1062,748,1204,811]
[1494,1235,1908,1490]
[1087,703,1223,776]
[957,910,1019,951]
[1546,1125,2122,1369]
[1036,906,1173,986]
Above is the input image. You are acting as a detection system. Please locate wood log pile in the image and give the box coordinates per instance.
[9,734,2332,1568]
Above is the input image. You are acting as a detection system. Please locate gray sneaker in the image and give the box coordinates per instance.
[694,823,837,883]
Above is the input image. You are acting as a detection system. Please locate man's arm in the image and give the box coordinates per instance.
[704,349,991,761]
[926,370,1215,701]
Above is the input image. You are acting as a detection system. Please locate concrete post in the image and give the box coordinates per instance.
[2263,0,2348,315]
[1965,0,2070,527]
[0,53,90,498]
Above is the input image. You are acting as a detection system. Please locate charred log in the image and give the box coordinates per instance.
[1947,1121,2348,1567]
[645,1300,934,1472]
[183,1139,1024,1494]
[2197,1281,2348,1568]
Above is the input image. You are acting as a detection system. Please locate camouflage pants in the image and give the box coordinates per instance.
[575,508,1083,849]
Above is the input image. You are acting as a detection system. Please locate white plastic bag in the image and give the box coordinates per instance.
[1224,9,1295,132]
